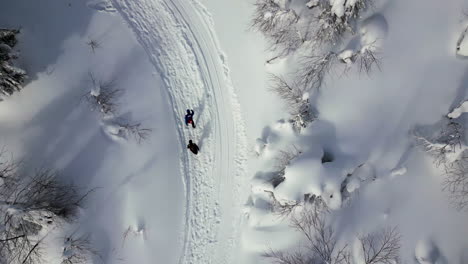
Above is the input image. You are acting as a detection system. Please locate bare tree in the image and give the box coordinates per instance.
[308,0,373,47]
[264,202,401,264]
[357,227,401,264]
[290,204,349,264]
[443,150,468,210]
[356,47,382,74]
[299,51,338,92]
[264,190,301,218]
[263,202,348,264]
[263,249,311,264]
[84,73,122,115]
[62,233,100,264]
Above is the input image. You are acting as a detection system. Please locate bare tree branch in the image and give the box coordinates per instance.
[443,150,468,210]
[83,72,122,115]
[358,227,401,264]
[114,121,152,144]
[61,233,100,264]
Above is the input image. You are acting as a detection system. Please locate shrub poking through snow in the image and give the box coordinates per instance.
[84,73,122,115]
[61,233,99,264]
[0,154,94,264]
[270,145,302,188]
[268,74,315,130]
[84,73,152,143]
[113,121,152,144]
[264,190,301,217]
[0,28,26,99]
[86,38,101,54]
[414,119,464,167]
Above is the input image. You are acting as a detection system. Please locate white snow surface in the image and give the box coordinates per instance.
[1,0,248,263]
[3,0,468,264]
[109,0,248,263]
[447,100,468,119]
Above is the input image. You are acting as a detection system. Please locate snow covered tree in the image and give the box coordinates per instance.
[308,0,373,47]
[251,0,302,58]
[414,119,464,167]
[0,28,26,99]
[252,0,374,59]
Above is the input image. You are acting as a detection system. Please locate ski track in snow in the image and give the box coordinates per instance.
[109,0,247,263]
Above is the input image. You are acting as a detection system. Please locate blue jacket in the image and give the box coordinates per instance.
[185,110,194,124]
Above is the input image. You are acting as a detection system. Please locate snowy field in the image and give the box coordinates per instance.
[1,0,468,263]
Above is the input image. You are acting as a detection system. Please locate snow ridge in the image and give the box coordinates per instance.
[109,0,248,263]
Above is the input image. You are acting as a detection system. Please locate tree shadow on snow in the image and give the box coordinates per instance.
[0,0,94,82]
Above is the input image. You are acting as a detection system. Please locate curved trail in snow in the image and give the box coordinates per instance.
[109,0,247,263]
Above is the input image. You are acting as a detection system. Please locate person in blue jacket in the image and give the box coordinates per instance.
[185,109,196,128]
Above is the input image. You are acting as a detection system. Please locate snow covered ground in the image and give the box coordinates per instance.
[0,0,185,263]
[2,0,468,263]
[1,0,249,263]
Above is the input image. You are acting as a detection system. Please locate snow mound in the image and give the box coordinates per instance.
[415,239,443,264]
[447,100,468,119]
[359,14,389,51]
[87,0,116,12]
[456,25,468,57]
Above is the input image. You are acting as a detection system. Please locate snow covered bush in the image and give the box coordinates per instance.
[0,164,93,264]
[299,51,338,91]
[251,0,302,57]
[269,74,315,130]
[107,120,152,144]
[252,0,374,57]
[310,0,372,47]
[270,145,302,188]
[84,73,122,115]
[0,28,26,99]
[414,119,464,167]
[414,106,468,210]
[61,233,99,264]
[300,46,380,92]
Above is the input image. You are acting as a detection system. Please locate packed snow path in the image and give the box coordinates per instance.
[110,0,247,263]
